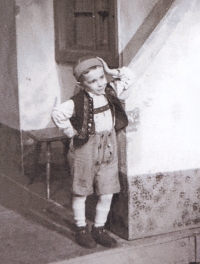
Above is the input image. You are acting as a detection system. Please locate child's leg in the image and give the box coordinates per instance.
[72,195,87,227]
[72,195,97,248]
[92,193,117,248]
[94,194,113,227]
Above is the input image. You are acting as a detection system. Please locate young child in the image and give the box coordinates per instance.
[52,56,134,248]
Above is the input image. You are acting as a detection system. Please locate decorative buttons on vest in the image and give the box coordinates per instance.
[70,86,127,148]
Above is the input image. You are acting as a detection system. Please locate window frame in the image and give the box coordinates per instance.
[54,0,119,67]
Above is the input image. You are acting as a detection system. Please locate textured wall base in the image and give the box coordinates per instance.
[110,169,200,240]
[0,123,22,172]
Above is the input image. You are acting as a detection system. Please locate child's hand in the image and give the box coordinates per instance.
[63,126,77,138]
[97,57,119,76]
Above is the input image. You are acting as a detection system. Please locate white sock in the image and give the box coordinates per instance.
[72,195,87,227]
[94,194,113,227]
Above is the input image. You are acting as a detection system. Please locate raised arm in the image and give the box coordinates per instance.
[97,57,134,100]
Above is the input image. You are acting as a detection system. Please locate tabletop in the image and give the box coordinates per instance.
[26,127,68,142]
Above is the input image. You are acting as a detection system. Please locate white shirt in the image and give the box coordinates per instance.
[52,67,134,137]
[88,92,113,133]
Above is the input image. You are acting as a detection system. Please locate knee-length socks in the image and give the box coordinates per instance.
[72,194,113,227]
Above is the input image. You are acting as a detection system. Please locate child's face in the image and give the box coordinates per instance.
[82,67,107,95]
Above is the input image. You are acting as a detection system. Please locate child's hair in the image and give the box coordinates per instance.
[73,55,103,81]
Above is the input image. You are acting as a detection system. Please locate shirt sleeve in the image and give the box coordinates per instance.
[51,100,77,138]
[109,66,134,100]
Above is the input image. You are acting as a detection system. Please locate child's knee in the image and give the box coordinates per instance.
[98,194,113,206]
[72,195,87,209]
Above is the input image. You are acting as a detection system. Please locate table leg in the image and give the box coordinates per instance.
[29,141,42,184]
[46,142,51,199]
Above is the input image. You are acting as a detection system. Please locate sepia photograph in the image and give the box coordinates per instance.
[0,0,200,263]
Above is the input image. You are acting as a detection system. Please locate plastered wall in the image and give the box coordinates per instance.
[117,0,159,55]
[117,0,162,68]
[15,0,76,131]
[126,0,200,175]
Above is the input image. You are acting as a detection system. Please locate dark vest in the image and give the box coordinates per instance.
[70,84,128,148]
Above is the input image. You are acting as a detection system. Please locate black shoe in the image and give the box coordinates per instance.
[75,225,97,249]
[91,226,117,248]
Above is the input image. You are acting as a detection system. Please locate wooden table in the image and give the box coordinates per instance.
[26,127,68,199]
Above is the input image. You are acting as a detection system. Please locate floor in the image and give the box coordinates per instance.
[0,204,107,264]
[1,202,200,264]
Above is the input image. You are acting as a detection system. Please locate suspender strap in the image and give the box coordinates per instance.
[93,103,110,114]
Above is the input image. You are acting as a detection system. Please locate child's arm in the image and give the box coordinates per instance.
[97,57,134,100]
[97,57,119,76]
[51,100,77,138]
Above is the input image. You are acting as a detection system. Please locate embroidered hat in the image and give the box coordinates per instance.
[73,55,103,81]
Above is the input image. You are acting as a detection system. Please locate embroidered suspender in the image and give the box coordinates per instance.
[93,103,110,114]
